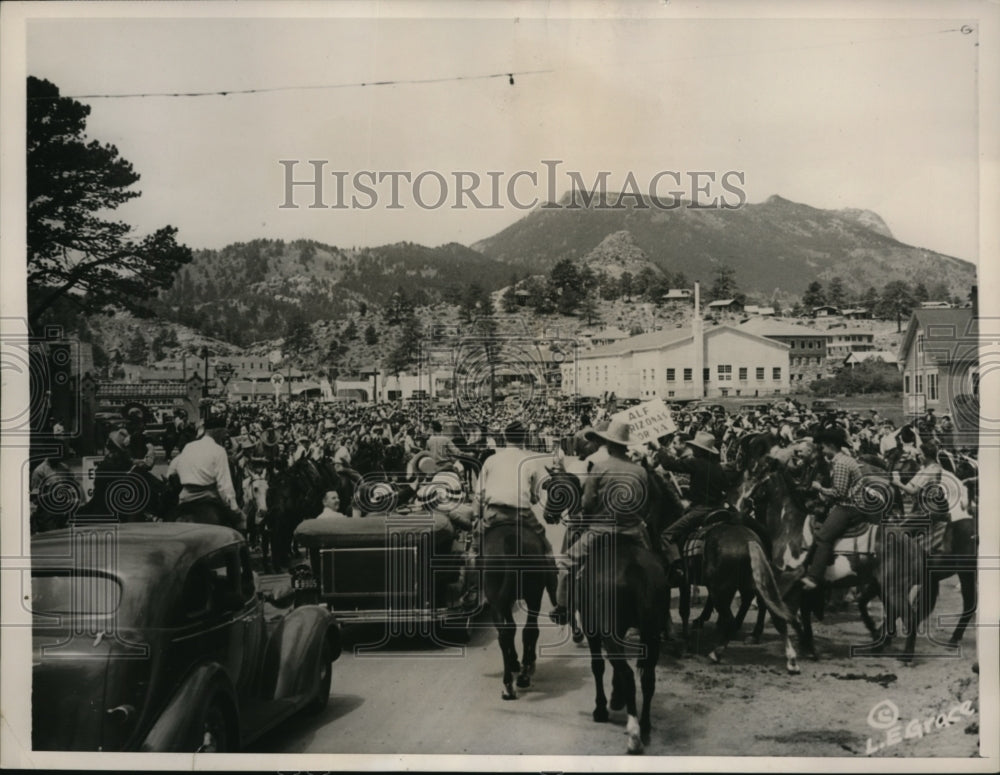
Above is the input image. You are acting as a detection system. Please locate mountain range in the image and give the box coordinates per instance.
[150,194,976,347]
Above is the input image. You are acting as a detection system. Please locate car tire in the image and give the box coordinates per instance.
[305,640,333,715]
[195,698,230,753]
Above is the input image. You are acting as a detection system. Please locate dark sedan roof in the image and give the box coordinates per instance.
[32,524,244,623]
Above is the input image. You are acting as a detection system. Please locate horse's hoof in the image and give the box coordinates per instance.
[787,661,801,675]
[708,650,721,664]
[640,727,651,746]
[502,687,517,701]
[572,628,585,644]
[593,707,609,723]
[516,674,531,689]
[626,735,644,755]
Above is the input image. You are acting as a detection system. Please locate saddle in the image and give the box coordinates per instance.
[682,508,740,559]
[805,514,878,557]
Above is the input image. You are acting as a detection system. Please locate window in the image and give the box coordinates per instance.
[916,374,923,394]
[668,390,675,397]
[928,373,938,401]
[683,368,692,382]
[666,368,675,381]
[807,341,813,349]
[756,367,765,380]
[905,374,911,393]
[773,367,781,380]
[739,367,747,381]
[718,364,732,381]
[703,368,710,382]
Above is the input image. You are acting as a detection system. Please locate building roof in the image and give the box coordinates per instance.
[898,307,978,365]
[738,318,829,339]
[813,305,840,312]
[662,289,692,299]
[707,299,739,308]
[575,323,788,360]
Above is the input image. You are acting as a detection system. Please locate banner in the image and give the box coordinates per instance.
[611,398,677,445]
[81,455,104,502]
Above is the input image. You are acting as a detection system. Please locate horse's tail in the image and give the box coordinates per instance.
[747,540,799,627]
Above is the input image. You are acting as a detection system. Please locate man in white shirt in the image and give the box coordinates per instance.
[315,490,349,520]
[167,419,241,526]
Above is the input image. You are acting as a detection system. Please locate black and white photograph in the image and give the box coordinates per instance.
[1,0,998,770]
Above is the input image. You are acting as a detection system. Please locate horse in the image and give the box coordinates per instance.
[540,462,674,754]
[266,457,355,570]
[686,514,806,673]
[480,520,551,702]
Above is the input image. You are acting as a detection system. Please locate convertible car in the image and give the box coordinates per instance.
[31,522,340,752]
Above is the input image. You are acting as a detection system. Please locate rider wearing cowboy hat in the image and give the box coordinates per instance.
[550,417,653,625]
[657,430,729,585]
[800,426,866,590]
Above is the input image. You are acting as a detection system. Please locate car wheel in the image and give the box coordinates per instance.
[305,640,333,714]
[195,699,230,753]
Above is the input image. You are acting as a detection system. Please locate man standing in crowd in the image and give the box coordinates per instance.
[426,420,463,470]
[30,436,82,533]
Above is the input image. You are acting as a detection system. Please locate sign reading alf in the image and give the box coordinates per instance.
[611,398,677,445]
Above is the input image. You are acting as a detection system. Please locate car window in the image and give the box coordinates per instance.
[31,572,121,616]
[178,548,243,621]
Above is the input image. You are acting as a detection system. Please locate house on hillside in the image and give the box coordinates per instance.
[826,329,876,358]
[841,308,870,320]
[920,300,953,310]
[812,305,840,318]
[662,288,693,302]
[561,324,789,400]
[843,351,898,368]
[738,318,829,385]
[897,307,978,420]
[579,326,629,348]
[744,305,776,316]
[706,299,743,314]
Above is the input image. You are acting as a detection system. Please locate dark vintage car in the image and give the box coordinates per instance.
[31,523,340,752]
[291,508,480,643]
[811,398,839,413]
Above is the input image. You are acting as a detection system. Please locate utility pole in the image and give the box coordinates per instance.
[201,347,209,398]
[693,282,704,399]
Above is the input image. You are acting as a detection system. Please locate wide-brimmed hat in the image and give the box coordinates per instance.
[815,427,849,449]
[585,418,631,447]
[685,431,720,456]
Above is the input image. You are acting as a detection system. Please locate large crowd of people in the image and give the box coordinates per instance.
[28,390,973,538]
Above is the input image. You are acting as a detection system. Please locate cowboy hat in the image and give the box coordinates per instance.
[815,427,849,449]
[685,431,720,456]
[585,418,631,447]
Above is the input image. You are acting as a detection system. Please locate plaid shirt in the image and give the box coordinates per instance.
[829,450,863,507]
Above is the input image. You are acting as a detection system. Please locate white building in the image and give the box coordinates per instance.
[561,324,790,400]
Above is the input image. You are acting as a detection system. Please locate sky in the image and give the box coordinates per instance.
[21,6,983,262]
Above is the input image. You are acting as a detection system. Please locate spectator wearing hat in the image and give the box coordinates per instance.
[937,413,955,451]
[801,427,866,590]
[125,408,156,472]
[657,430,729,584]
[550,418,653,624]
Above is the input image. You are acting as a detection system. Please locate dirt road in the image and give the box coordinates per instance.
[250,578,980,759]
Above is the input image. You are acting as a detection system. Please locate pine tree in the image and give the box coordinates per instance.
[363,324,378,346]
[802,281,826,309]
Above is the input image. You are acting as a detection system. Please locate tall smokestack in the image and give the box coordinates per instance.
[693,282,704,399]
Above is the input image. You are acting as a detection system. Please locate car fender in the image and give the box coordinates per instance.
[140,662,237,752]
[272,605,337,700]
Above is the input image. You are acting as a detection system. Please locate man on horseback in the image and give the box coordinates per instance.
[800,427,866,590]
[166,417,242,528]
[426,420,463,471]
[475,421,558,598]
[549,418,652,625]
[657,431,728,585]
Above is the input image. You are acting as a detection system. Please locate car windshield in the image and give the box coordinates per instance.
[31,572,122,616]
